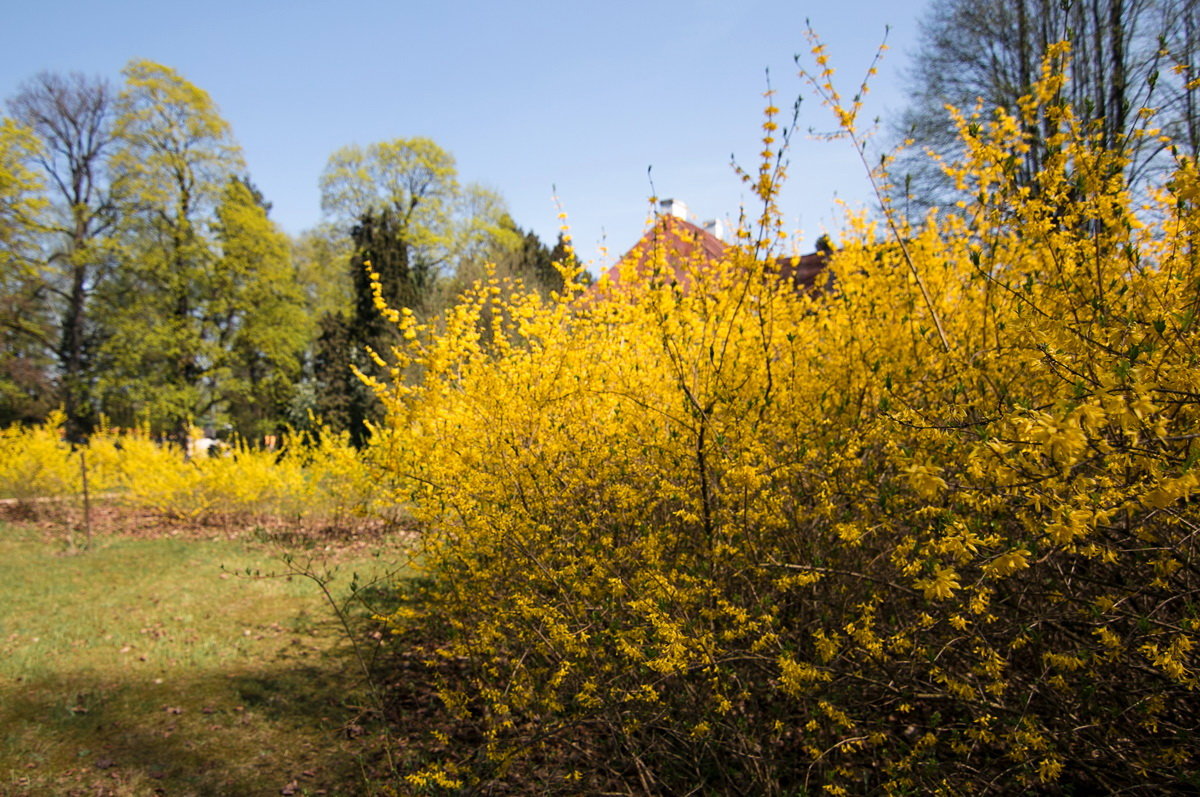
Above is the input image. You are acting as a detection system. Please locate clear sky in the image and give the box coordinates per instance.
[0,0,927,269]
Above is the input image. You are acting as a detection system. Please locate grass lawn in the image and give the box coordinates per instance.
[0,517,413,796]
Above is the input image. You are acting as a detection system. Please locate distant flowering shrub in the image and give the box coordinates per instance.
[0,416,383,530]
[0,411,80,509]
[373,43,1200,793]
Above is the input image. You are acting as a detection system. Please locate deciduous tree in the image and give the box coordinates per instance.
[319,137,513,295]
[7,72,119,439]
[0,117,51,425]
[211,176,311,439]
[892,0,1194,211]
[319,137,460,276]
[100,60,245,442]
[292,223,352,322]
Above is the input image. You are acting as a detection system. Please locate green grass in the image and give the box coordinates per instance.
[0,522,413,795]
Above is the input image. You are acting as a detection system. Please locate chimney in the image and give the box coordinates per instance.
[659,198,688,220]
[703,219,724,241]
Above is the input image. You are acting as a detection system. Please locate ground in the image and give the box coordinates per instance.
[0,503,415,796]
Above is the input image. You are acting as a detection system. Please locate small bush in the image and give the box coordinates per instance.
[0,411,78,514]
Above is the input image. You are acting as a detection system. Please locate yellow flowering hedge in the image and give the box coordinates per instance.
[375,50,1200,793]
[0,417,384,530]
[0,411,84,508]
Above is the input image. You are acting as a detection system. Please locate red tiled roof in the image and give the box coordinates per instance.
[595,213,830,294]
[599,214,728,293]
[775,251,831,294]
[595,212,832,299]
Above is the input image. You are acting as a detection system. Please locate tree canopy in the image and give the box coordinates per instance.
[0,62,572,443]
[893,0,1199,211]
[7,71,119,439]
[0,118,51,426]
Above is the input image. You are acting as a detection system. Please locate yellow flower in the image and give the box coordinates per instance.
[915,566,961,601]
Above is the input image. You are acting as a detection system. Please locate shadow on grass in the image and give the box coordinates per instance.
[0,645,393,795]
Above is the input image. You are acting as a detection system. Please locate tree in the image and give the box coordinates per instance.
[100,60,245,442]
[289,223,359,436]
[7,72,119,439]
[892,0,1193,212]
[310,310,374,445]
[0,119,44,250]
[0,117,52,425]
[292,223,353,322]
[452,214,574,298]
[211,176,312,439]
[313,138,516,443]
[311,207,419,446]
[319,137,513,296]
[320,137,460,274]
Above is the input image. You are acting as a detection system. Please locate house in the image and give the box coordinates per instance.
[595,198,832,297]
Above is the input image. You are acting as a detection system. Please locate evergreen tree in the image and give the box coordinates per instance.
[311,311,373,445]
[312,207,424,446]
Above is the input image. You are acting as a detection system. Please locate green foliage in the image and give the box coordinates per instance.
[307,209,421,447]
[309,310,373,444]
[0,117,44,258]
[212,177,312,439]
[319,137,461,273]
[7,71,119,440]
[98,63,309,440]
[0,117,53,426]
[101,60,246,439]
[110,59,242,217]
[319,136,517,300]
[0,61,538,441]
[292,223,353,321]
[0,64,321,438]
[312,138,530,443]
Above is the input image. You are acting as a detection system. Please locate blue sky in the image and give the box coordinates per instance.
[1,0,926,269]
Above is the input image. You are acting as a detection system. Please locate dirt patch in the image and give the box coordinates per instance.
[0,499,419,548]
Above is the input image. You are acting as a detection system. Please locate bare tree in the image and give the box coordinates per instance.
[892,0,1196,214]
[8,72,118,439]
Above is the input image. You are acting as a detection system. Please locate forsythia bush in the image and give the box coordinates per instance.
[0,411,84,505]
[376,48,1200,793]
[120,433,308,522]
[0,417,383,529]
